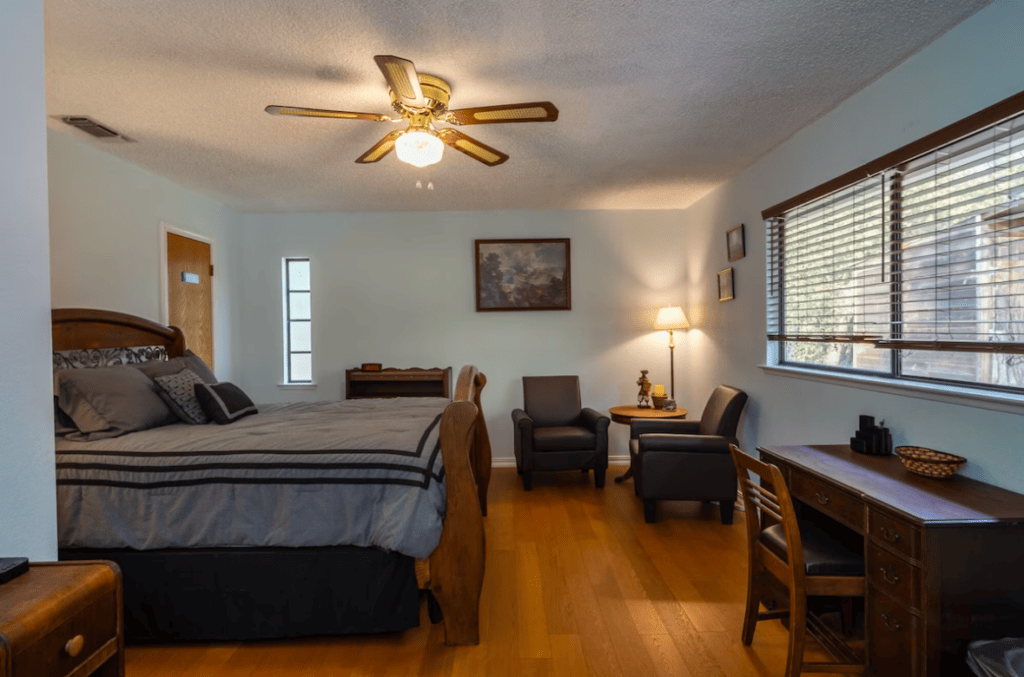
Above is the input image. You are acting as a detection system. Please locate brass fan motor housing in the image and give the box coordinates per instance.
[390,73,452,116]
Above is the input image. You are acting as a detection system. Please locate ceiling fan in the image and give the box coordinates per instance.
[266,55,558,168]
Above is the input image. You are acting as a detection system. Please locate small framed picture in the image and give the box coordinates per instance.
[726,223,745,262]
[718,268,735,302]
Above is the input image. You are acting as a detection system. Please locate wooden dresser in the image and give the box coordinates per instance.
[758,444,1024,677]
[0,561,123,677]
[345,367,452,399]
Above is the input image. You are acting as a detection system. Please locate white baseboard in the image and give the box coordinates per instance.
[491,455,631,468]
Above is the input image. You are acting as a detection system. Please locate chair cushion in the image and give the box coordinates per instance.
[760,522,864,576]
[699,385,747,436]
[533,426,596,452]
[523,376,582,428]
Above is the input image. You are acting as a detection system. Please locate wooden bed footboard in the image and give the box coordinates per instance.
[455,365,491,516]
[425,365,490,645]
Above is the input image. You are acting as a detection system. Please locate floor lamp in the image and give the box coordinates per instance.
[655,306,689,400]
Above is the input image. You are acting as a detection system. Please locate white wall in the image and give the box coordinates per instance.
[48,132,240,379]
[0,0,57,559]
[679,0,1024,491]
[234,209,691,461]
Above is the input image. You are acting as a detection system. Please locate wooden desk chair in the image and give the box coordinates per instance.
[730,444,866,677]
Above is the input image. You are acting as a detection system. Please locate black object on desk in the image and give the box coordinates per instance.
[851,415,892,455]
[0,557,28,584]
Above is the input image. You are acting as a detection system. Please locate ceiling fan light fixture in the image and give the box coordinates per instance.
[395,129,443,168]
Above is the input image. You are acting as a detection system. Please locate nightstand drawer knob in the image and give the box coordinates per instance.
[64,634,85,657]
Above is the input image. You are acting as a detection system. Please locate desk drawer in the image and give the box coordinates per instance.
[868,509,920,560]
[868,544,920,611]
[789,470,864,531]
[12,589,117,677]
[869,593,919,677]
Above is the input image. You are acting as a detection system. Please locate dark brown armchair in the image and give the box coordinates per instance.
[629,385,748,523]
[512,376,610,490]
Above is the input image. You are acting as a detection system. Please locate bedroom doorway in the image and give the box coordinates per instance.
[161,223,214,371]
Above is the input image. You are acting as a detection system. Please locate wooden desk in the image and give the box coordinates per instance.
[608,405,687,483]
[757,444,1024,677]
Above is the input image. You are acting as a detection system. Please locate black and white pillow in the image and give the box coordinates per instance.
[154,369,210,424]
[194,382,258,424]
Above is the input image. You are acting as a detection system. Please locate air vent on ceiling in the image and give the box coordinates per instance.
[60,116,127,140]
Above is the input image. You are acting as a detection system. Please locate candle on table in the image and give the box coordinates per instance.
[652,384,665,396]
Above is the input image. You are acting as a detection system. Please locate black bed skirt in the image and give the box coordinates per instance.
[59,546,421,643]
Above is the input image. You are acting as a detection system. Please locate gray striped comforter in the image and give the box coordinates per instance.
[56,397,449,558]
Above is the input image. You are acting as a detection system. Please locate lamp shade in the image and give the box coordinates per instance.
[395,129,443,167]
[655,306,689,330]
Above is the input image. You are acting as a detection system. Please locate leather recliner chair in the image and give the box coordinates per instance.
[512,375,610,490]
[629,385,748,523]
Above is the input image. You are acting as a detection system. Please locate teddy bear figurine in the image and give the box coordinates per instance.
[636,369,652,408]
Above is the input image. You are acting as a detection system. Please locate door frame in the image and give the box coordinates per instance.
[159,220,216,343]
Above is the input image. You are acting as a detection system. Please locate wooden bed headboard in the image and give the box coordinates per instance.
[52,308,186,357]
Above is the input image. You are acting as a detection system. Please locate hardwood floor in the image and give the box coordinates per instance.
[126,466,849,676]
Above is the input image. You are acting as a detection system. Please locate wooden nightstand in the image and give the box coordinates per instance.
[0,561,123,677]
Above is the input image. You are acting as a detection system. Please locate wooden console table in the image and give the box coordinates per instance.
[345,367,452,400]
[757,444,1024,677]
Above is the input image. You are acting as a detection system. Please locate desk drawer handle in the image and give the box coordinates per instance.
[880,565,901,585]
[881,613,903,632]
[814,491,830,506]
[64,635,85,658]
[880,526,901,543]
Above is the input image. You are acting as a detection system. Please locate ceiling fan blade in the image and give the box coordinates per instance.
[373,55,425,108]
[438,129,509,167]
[355,130,404,164]
[446,101,558,125]
[265,105,390,122]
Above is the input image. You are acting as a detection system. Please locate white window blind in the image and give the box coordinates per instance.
[877,115,1024,353]
[767,176,889,345]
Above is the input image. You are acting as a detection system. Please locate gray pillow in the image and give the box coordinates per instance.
[133,353,217,384]
[183,350,217,384]
[55,365,179,441]
[154,369,209,424]
[54,396,78,436]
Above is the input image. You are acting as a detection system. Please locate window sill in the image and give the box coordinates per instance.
[760,364,1024,416]
[278,382,317,390]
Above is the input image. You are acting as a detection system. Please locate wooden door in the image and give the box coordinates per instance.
[166,232,214,370]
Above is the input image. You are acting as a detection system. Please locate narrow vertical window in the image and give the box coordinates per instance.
[283,258,312,383]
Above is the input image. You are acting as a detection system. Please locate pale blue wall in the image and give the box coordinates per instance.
[0,0,56,559]
[234,209,689,462]
[48,131,241,379]
[41,0,1024,487]
[679,0,1024,490]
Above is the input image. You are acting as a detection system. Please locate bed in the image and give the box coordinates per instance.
[51,308,491,646]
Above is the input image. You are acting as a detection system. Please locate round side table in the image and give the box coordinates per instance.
[608,405,688,483]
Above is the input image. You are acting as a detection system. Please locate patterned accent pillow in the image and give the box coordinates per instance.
[194,382,258,425]
[154,369,209,424]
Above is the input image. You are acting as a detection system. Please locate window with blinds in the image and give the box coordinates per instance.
[766,97,1024,392]
[283,257,312,384]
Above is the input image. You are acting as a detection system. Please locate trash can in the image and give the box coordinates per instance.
[968,638,1024,677]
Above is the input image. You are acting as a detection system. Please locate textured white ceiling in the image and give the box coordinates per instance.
[45,0,991,213]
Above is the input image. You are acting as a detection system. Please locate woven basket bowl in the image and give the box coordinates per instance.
[895,446,966,479]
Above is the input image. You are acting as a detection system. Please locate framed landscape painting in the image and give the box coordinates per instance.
[475,238,571,311]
